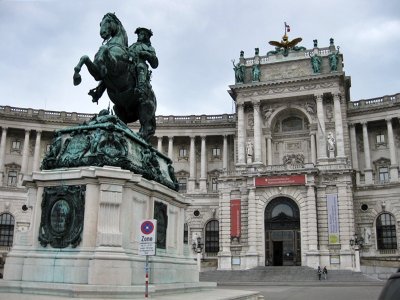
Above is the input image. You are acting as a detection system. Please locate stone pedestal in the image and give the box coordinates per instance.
[1,166,212,298]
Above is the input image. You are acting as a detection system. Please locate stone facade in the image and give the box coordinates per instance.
[0,39,399,278]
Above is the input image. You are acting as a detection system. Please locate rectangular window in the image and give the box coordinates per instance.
[183,223,188,244]
[212,147,221,157]
[11,140,21,151]
[179,148,187,158]
[7,171,18,186]
[379,167,389,183]
[376,133,385,144]
[211,177,218,191]
[178,178,187,192]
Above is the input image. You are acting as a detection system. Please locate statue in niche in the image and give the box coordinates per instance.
[311,54,322,73]
[329,47,340,72]
[363,227,371,244]
[246,140,254,163]
[232,59,245,83]
[327,132,336,152]
[252,63,261,82]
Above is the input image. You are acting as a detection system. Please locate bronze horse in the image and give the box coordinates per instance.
[73,13,157,142]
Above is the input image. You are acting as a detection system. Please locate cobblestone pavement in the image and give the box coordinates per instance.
[217,282,384,300]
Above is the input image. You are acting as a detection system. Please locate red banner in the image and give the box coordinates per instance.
[254,174,306,187]
[230,199,241,238]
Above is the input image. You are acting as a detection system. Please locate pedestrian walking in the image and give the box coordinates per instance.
[323,266,328,280]
[317,266,322,280]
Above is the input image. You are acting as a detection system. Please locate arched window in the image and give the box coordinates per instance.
[205,220,219,255]
[282,116,303,132]
[0,213,15,247]
[376,213,397,250]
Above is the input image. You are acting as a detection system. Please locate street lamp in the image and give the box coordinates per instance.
[192,236,203,272]
[350,233,364,272]
[349,233,364,247]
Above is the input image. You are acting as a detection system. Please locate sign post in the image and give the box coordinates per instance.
[139,219,157,298]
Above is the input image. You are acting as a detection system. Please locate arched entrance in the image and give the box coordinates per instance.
[264,197,301,266]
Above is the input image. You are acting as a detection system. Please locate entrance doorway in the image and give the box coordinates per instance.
[265,197,301,266]
[273,241,283,266]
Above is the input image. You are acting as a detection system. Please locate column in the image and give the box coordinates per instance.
[349,123,360,184]
[362,122,373,184]
[315,94,327,160]
[167,136,174,161]
[310,132,316,165]
[246,188,259,268]
[333,94,345,158]
[266,135,272,165]
[19,129,31,185]
[0,127,7,185]
[247,188,257,253]
[199,135,207,192]
[157,136,163,152]
[306,184,318,251]
[253,102,262,164]
[237,103,246,165]
[218,192,232,270]
[386,118,398,182]
[222,135,228,170]
[32,130,42,172]
[188,136,196,192]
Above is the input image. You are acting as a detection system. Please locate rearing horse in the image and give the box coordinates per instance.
[73,13,157,142]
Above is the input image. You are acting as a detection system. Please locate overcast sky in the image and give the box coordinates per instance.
[1,0,399,116]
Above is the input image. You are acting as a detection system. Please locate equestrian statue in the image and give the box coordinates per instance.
[73,13,158,142]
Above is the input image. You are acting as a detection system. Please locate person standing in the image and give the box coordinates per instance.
[317,266,322,280]
[323,266,328,280]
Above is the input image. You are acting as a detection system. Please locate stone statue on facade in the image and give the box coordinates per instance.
[327,132,336,158]
[329,47,340,72]
[232,59,245,83]
[311,54,322,73]
[246,140,254,163]
[252,63,261,82]
[72,13,157,142]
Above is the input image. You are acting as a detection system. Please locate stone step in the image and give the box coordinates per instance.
[200,266,380,283]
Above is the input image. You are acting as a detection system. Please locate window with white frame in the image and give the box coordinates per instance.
[379,167,389,183]
[178,148,187,158]
[178,178,187,192]
[212,147,221,158]
[376,133,385,144]
[211,177,218,192]
[7,170,18,186]
[11,140,21,152]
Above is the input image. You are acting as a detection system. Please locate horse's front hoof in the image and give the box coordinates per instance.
[73,73,82,86]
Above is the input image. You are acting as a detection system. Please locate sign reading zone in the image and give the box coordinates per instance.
[138,219,157,256]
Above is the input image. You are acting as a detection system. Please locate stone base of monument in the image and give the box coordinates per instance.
[0,167,226,299]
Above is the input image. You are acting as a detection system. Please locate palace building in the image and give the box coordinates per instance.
[0,37,399,278]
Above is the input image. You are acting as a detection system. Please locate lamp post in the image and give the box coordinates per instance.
[349,234,364,272]
[192,236,203,272]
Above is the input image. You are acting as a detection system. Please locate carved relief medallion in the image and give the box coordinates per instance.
[39,185,86,248]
